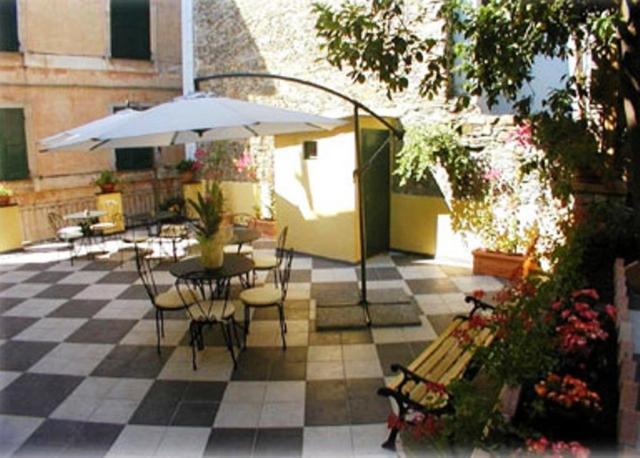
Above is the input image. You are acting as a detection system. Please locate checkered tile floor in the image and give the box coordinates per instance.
[0,239,503,457]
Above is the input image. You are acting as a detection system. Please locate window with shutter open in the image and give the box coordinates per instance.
[110,0,151,60]
[113,106,154,171]
[0,108,29,181]
[0,0,19,52]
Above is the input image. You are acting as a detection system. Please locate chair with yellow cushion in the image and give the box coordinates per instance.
[133,246,203,355]
[239,248,294,349]
[223,212,256,257]
[252,226,288,286]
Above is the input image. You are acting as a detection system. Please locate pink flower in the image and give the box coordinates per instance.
[509,122,533,147]
[571,289,599,300]
[604,304,616,321]
[483,168,502,181]
[195,148,207,160]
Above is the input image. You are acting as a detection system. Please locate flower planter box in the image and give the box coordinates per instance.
[255,219,276,238]
[472,248,530,279]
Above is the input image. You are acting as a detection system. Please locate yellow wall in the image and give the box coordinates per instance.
[96,192,125,233]
[390,193,450,256]
[0,206,23,252]
[184,181,259,219]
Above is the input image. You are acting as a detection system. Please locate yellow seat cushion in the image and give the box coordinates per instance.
[190,300,236,320]
[253,255,277,270]
[239,285,282,306]
[155,284,204,308]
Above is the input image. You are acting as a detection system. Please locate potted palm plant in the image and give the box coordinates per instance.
[0,184,14,207]
[94,170,118,194]
[188,181,231,268]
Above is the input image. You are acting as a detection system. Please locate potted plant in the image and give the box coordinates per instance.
[0,184,14,207]
[94,170,118,194]
[188,180,231,268]
[176,159,198,183]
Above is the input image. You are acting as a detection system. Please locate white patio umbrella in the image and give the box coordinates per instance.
[39,93,346,151]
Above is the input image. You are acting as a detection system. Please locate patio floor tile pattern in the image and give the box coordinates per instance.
[0,243,503,457]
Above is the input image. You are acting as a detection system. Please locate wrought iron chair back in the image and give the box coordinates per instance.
[278,248,294,302]
[134,245,160,303]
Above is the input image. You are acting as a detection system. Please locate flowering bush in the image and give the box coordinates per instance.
[523,436,590,458]
[534,373,601,412]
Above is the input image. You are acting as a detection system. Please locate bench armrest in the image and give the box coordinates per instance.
[464,295,495,316]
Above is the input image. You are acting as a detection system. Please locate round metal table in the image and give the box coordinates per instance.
[228,228,261,246]
[169,253,255,282]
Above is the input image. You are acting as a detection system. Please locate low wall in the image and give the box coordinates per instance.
[614,258,640,454]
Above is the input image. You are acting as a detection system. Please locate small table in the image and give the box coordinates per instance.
[169,254,255,368]
[228,228,261,254]
[64,210,108,254]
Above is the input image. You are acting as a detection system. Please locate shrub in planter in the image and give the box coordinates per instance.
[176,159,199,183]
[94,170,118,194]
[0,184,14,206]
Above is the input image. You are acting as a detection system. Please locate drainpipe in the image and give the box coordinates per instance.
[181,0,196,160]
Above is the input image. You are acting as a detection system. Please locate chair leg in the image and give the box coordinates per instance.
[243,304,251,347]
[160,311,165,338]
[277,303,287,350]
[220,321,237,368]
[231,316,243,351]
[189,321,198,370]
[155,309,162,355]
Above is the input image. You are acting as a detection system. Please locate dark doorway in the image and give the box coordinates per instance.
[361,129,391,257]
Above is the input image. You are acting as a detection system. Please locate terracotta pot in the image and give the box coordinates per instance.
[472,248,535,280]
[180,170,195,183]
[255,219,277,237]
[99,183,116,194]
[0,196,11,207]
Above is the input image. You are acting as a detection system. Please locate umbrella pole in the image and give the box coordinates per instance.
[354,106,371,325]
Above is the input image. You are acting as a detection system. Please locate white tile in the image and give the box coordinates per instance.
[259,401,305,427]
[29,343,113,375]
[59,270,108,284]
[398,265,446,280]
[107,425,166,457]
[367,254,396,268]
[95,300,153,320]
[89,399,139,424]
[264,381,305,403]
[371,327,405,344]
[4,298,66,317]
[158,347,234,382]
[74,284,130,300]
[303,426,353,458]
[342,344,378,361]
[306,361,344,380]
[312,268,357,283]
[402,316,438,341]
[14,318,87,342]
[449,275,503,292]
[344,359,383,379]
[51,396,102,421]
[292,257,312,270]
[222,381,267,403]
[153,427,210,458]
[120,320,188,346]
[0,415,44,456]
[351,424,394,457]
[47,260,91,271]
[0,270,39,283]
[307,345,342,362]
[108,378,154,401]
[213,401,262,428]
[0,371,20,391]
[0,283,49,298]
[287,283,311,300]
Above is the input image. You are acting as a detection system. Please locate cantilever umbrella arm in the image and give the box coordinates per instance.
[194,72,405,325]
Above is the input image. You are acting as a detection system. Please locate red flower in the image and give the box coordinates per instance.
[386,413,405,431]
[571,289,599,300]
[472,289,485,300]
[604,304,616,321]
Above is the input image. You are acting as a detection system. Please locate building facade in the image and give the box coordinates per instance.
[0,0,183,242]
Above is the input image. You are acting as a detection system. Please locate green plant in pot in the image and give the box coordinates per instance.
[0,184,14,206]
[176,159,198,183]
[188,181,231,268]
[94,170,119,194]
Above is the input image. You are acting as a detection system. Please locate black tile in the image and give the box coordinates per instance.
[304,398,349,426]
[0,282,13,292]
[117,285,150,300]
[346,378,385,399]
[0,316,37,339]
[27,271,70,284]
[171,401,219,426]
[82,261,119,271]
[348,395,390,424]
[376,343,415,376]
[36,284,87,299]
[340,329,372,344]
[0,340,56,371]
[15,262,56,271]
[0,373,83,417]
[312,257,353,269]
[66,319,137,344]
[100,271,140,284]
[91,345,175,378]
[266,270,311,284]
[129,399,179,425]
[308,330,341,345]
[254,428,303,457]
[406,278,459,295]
[373,267,403,280]
[311,283,360,304]
[253,300,309,321]
[232,359,270,381]
[144,308,185,321]
[306,380,347,402]
[182,381,227,402]
[66,421,124,457]
[0,296,22,314]
[204,428,256,457]
[428,314,457,335]
[269,361,306,381]
[47,299,109,318]
[179,325,226,346]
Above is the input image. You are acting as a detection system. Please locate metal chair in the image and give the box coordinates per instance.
[133,246,203,355]
[47,212,83,264]
[252,226,288,286]
[223,212,256,257]
[239,248,294,349]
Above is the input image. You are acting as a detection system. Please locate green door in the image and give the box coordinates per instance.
[360,129,390,257]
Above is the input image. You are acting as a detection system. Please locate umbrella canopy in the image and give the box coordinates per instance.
[40,93,346,151]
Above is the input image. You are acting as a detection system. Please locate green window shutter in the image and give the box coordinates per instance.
[0,0,19,52]
[0,109,28,181]
[110,0,150,60]
[115,147,154,171]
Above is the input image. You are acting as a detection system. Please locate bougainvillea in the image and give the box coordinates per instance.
[523,436,590,458]
[534,373,601,411]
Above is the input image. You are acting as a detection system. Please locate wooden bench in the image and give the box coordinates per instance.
[377,295,496,450]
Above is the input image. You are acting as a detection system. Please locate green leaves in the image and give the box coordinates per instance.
[188,181,224,241]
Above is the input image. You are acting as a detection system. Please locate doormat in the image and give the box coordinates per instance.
[316,303,368,330]
[369,302,421,327]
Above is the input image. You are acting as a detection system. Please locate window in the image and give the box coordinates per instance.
[110,0,150,60]
[0,0,19,52]
[0,108,29,180]
[113,106,154,171]
[303,141,317,160]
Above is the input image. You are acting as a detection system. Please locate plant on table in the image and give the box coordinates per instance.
[188,180,229,268]
[94,170,119,194]
[0,184,14,206]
